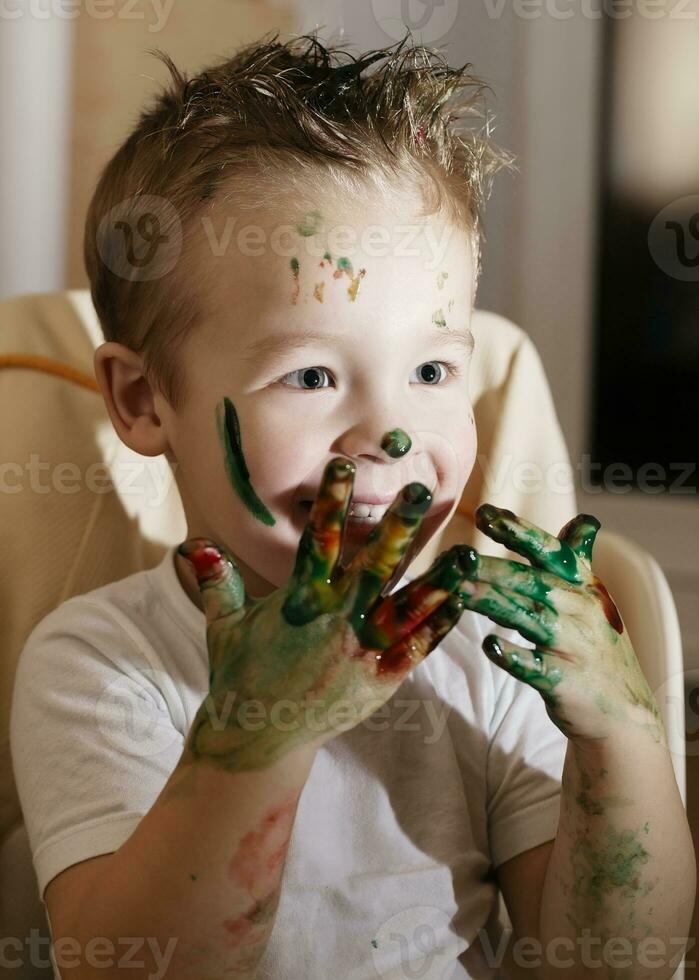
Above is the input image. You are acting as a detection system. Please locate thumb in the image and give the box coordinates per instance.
[558,513,601,565]
[177,537,247,625]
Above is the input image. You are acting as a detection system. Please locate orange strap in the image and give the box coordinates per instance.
[0,353,100,393]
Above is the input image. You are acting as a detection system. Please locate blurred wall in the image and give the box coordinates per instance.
[66,0,296,286]
[1,0,696,669]
[0,14,73,299]
[298,1,699,671]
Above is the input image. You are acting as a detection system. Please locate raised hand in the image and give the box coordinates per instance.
[179,457,473,772]
[457,505,666,746]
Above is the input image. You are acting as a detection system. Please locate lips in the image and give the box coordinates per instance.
[345,501,390,521]
[298,483,439,528]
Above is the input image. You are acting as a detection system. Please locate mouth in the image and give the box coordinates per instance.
[296,488,445,543]
[298,498,391,526]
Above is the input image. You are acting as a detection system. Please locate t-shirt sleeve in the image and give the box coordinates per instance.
[484,624,567,870]
[9,598,185,900]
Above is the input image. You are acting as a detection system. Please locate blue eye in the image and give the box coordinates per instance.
[410,361,449,385]
[278,366,334,390]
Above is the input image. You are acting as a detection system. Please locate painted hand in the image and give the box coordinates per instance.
[459,505,666,747]
[179,457,474,771]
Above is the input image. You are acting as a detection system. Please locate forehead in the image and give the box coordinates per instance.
[191,189,475,338]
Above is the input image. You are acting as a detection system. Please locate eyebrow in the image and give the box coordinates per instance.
[430,327,476,354]
[241,325,475,369]
[242,330,342,362]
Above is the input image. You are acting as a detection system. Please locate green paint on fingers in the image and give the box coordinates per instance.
[381,428,412,457]
[217,397,276,527]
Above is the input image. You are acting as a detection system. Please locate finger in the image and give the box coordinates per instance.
[358,544,471,651]
[458,547,561,609]
[283,457,355,624]
[178,538,247,626]
[559,513,601,564]
[458,580,557,646]
[340,482,433,633]
[373,592,466,677]
[475,504,583,584]
[481,633,564,708]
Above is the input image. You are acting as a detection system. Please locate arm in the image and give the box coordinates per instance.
[48,457,473,980]
[51,737,318,980]
[458,504,695,980]
[537,730,694,980]
[496,733,695,980]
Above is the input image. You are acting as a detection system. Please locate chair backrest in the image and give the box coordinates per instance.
[0,288,579,843]
[2,288,686,979]
[592,529,686,807]
[591,532,687,980]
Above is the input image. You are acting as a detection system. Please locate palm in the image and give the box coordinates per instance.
[180,457,472,771]
[456,505,664,744]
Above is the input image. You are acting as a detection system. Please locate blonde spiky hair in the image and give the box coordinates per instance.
[84,29,515,407]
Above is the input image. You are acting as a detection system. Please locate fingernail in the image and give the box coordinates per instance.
[483,635,504,659]
[328,457,355,481]
[401,482,431,507]
[177,541,224,580]
[456,546,479,577]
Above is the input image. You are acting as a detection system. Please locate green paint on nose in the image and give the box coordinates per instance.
[381,428,412,457]
[216,396,276,527]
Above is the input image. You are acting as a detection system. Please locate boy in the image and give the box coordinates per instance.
[10,31,694,980]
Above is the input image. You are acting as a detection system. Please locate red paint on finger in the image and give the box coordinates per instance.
[591,576,624,634]
[180,542,227,582]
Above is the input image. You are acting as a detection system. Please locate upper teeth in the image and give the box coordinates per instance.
[348,501,388,521]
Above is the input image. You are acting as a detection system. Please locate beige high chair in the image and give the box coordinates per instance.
[0,289,687,980]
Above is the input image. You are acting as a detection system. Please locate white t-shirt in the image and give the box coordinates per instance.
[10,546,567,979]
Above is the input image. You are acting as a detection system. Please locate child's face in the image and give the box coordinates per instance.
[158,192,478,598]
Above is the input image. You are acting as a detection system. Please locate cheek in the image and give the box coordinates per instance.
[428,414,478,489]
[218,396,320,504]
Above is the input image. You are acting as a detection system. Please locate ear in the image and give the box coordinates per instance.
[94,341,170,457]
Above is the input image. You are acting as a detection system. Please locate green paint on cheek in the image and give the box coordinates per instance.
[217,397,276,527]
[381,428,412,457]
[296,210,323,237]
[437,271,449,289]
